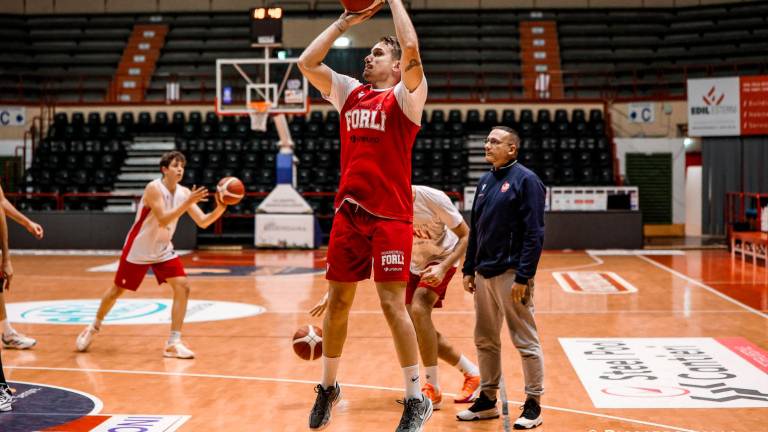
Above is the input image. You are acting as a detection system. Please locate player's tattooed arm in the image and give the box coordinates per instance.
[404,59,422,73]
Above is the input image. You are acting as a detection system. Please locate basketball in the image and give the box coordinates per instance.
[216,176,245,205]
[292,325,323,361]
[340,0,382,13]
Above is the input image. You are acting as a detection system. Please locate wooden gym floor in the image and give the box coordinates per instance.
[1,249,766,431]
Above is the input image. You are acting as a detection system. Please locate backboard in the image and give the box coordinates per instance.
[215,57,309,117]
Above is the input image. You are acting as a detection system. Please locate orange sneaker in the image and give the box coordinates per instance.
[455,373,481,403]
[421,383,443,410]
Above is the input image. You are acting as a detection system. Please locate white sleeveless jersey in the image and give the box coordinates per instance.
[124,179,190,264]
[410,185,464,273]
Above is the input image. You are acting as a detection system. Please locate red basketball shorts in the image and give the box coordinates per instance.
[326,203,412,283]
[114,256,187,291]
[406,263,458,308]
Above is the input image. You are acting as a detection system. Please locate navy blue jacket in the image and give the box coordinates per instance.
[462,160,546,284]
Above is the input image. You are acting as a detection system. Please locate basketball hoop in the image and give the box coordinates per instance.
[248,101,271,131]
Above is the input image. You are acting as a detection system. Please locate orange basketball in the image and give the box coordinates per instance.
[216,176,244,205]
[292,325,323,361]
[340,0,382,13]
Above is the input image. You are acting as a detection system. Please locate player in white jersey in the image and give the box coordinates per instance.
[311,185,480,408]
[75,151,228,359]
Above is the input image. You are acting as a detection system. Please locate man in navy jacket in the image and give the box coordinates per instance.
[457,126,546,430]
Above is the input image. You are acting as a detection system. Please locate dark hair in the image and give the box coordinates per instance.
[159,150,186,172]
[379,36,402,60]
[491,125,521,146]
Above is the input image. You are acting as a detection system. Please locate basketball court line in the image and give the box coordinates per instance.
[264,309,751,315]
[635,254,768,318]
[7,365,699,432]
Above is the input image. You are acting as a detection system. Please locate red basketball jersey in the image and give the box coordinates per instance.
[335,82,423,221]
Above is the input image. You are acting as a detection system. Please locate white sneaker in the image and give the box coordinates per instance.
[163,340,195,359]
[0,387,12,412]
[76,325,99,352]
[2,331,37,350]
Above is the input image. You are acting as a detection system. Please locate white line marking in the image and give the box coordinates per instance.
[635,254,767,319]
[540,253,604,271]
[7,366,700,432]
[264,309,750,315]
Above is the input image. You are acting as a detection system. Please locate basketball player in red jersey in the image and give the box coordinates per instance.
[297,1,431,430]
[75,151,228,359]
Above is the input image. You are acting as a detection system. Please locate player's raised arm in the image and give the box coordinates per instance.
[186,191,227,230]
[145,183,207,228]
[297,6,381,95]
[388,0,423,92]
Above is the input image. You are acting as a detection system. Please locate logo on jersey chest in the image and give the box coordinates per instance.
[345,108,387,132]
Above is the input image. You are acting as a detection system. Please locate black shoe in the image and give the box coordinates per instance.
[513,397,542,429]
[456,391,499,421]
[395,394,433,432]
[308,383,342,430]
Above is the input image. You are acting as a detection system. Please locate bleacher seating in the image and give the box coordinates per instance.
[3,4,766,102]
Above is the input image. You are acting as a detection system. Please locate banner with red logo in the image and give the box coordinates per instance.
[687,75,768,137]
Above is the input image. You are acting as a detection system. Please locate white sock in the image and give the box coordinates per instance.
[321,355,340,389]
[425,365,439,391]
[1,320,13,336]
[454,355,479,376]
[403,364,422,400]
[92,318,103,330]
[168,331,181,344]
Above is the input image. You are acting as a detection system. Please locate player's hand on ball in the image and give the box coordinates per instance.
[215,191,227,207]
[339,3,382,29]
[309,292,329,317]
[463,275,475,294]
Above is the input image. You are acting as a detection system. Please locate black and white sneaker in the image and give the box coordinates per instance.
[308,383,341,430]
[456,391,499,421]
[395,394,433,432]
[0,386,12,412]
[513,397,542,429]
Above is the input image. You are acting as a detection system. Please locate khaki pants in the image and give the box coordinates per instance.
[473,270,544,400]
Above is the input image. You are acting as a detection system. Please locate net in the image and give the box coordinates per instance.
[248,101,271,131]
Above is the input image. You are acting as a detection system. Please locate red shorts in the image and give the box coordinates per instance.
[326,203,412,282]
[114,256,186,291]
[406,263,457,308]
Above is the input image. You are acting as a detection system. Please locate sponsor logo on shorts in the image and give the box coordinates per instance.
[381,250,405,272]
[7,299,266,325]
[559,337,768,408]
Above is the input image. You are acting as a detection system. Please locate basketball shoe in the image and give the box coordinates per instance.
[513,397,542,429]
[2,331,36,350]
[454,373,481,403]
[163,340,194,359]
[309,382,341,430]
[0,386,12,412]
[76,325,99,352]
[456,391,499,421]
[421,383,442,410]
[395,394,432,432]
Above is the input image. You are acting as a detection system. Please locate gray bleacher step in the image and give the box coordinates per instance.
[124,156,161,166]
[117,172,160,181]
[121,166,159,173]
[104,204,138,212]
[130,142,175,151]
[114,180,155,189]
